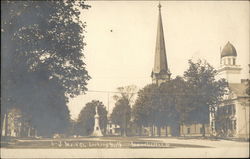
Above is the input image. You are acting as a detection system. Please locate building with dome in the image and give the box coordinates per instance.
[214,42,249,139]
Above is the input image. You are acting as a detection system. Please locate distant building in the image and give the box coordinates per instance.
[106,120,121,136]
[1,108,37,138]
[215,42,249,139]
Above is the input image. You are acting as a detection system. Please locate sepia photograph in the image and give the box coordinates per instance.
[1,0,249,158]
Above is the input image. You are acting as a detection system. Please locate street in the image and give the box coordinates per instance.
[1,138,249,158]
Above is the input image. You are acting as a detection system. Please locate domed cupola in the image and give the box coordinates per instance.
[221,41,237,58]
[218,41,242,84]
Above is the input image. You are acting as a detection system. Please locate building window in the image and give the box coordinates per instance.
[229,121,232,130]
[232,105,235,115]
[233,120,236,130]
[228,58,231,65]
[187,128,190,134]
[233,59,236,65]
[228,105,232,115]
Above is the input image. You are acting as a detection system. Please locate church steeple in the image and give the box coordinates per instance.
[151,3,171,86]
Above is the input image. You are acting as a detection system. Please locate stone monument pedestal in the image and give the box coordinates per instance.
[91,106,103,137]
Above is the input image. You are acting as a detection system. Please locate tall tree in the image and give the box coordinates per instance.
[159,77,190,136]
[111,85,137,136]
[184,59,228,136]
[76,100,107,136]
[111,98,131,136]
[133,84,161,136]
[1,1,90,136]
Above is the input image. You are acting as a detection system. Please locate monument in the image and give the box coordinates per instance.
[91,106,103,136]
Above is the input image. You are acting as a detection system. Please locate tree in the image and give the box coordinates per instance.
[76,100,107,136]
[184,59,228,136]
[1,1,90,136]
[133,78,189,137]
[111,85,137,136]
[159,76,190,136]
[132,84,161,136]
[111,98,131,136]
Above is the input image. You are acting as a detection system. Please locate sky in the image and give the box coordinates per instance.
[68,1,249,120]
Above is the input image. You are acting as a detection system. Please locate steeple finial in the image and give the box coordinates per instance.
[158,2,162,10]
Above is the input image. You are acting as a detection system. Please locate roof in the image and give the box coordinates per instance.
[221,41,237,58]
[229,81,249,97]
[153,4,169,74]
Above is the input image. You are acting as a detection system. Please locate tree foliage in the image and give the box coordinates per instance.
[132,59,228,137]
[111,85,137,136]
[111,98,131,136]
[76,100,108,136]
[1,1,90,136]
[184,59,228,124]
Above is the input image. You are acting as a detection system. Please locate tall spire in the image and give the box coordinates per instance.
[151,3,171,86]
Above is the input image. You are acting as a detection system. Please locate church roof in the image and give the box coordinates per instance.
[221,41,237,58]
[153,4,169,74]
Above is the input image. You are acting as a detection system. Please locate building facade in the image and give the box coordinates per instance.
[215,42,249,139]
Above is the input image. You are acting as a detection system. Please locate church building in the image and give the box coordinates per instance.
[150,3,249,138]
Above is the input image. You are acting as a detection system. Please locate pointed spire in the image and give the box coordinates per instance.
[152,3,171,85]
[153,3,169,74]
[154,3,168,73]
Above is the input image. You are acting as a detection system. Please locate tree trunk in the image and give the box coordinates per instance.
[5,111,9,137]
[123,112,127,137]
[202,123,205,137]
[157,126,161,137]
[165,125,168,137]
[182,123,186,137]
[139,125,142,136]
[150,125,154,137]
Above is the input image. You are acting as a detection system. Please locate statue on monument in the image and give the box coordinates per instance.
[91,106,103,137]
